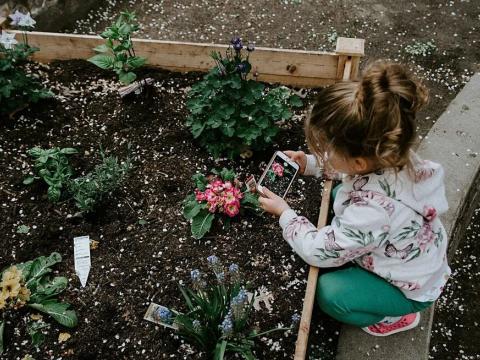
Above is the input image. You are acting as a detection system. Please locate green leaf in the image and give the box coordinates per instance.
[219,168,236,182]
[191,210,215,239]
[138,219,148,225]
[126,56,147,68]
[191,173,208,190]
[191,121,206,138]
[27,321,49,348]
[289,94,303,107]
[14,260,33,280]
[23,176,36,185]
[119,71,137,84]
[30,276,68,303]
[214,340,228,360]
[87,54,115,70]
[60,148,78,155]
[93,44,111,53]
[28,301,78,328]
[26,252,62,285]
[27,147,43,157]
[242,192,259,209]
[16,224,30,234]
[183,197,203,220]
[47,186,61,202]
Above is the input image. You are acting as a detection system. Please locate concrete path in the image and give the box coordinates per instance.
[336,73,480,360]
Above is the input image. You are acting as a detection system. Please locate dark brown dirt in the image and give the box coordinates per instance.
[429,205,480,360]
[0,60,338,359]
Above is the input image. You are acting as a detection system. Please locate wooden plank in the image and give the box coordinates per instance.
[294,180,333,360]
[294,58,354,359]
[350,56,361,80]
[9,31,360,87]
[335,55,348,80]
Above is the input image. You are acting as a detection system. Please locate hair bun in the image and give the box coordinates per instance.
[361,61,428,113]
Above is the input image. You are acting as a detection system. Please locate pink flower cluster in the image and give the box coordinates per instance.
[272,162,284,177]
[195,179,243,217]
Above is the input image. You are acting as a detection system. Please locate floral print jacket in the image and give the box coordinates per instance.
[279,153,451,302]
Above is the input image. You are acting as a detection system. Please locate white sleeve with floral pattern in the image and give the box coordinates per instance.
[303,154,344,180]
[303,154,324,177]
[278,201,391,268]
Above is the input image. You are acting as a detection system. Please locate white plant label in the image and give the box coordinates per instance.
[74,235,91,287]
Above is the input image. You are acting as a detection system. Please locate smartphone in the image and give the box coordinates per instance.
[257,151,299,198]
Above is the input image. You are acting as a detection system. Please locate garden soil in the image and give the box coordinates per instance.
[0,60,338,359]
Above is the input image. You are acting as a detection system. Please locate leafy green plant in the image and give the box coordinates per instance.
[23,147,78,202]
[156,256,290,359]
[88,11,146,84]
[186,37,303,159]
[27,319,50,348]
[404,41,436,57]
[69,150,131,212]
[0,252,78,354]
[0,12,53,116]
[183,168,259,239]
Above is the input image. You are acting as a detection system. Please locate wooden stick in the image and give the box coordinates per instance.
[294,57,356,359]
[294,179,333,359]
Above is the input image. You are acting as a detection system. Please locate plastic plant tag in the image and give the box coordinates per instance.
[144,303,179,330]
[245,175,257,193]
[74,236,91,287]
[247,286,274,312]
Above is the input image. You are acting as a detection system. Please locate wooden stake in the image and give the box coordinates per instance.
[294,179,333,359]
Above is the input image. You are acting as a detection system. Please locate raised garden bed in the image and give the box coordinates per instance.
[0,22,365,358]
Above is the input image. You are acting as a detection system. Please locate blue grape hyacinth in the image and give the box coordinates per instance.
[155,306,173,324]
[220,311,234,337]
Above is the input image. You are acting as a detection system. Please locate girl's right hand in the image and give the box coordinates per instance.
[284,150,307,175]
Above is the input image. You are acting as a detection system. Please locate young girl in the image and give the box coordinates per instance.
[258,61,451,336]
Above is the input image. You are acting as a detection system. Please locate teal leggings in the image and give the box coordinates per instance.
[316,184,432,327]
[316,266,432,327]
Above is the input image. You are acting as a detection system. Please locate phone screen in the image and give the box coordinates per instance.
[261,154,298,197]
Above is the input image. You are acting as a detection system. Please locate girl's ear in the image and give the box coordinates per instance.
[353,157,370,173]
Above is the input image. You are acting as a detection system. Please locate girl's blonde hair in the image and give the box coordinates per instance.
[305,60,428,171]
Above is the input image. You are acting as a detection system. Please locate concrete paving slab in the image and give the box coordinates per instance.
[335,73,480,360]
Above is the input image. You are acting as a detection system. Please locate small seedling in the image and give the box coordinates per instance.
[404,40,436,57]
[88,11,147,84]
[16,225,30,234]
[24,147,78,202]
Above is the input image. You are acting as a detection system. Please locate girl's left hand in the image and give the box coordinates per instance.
[258,186,290,217]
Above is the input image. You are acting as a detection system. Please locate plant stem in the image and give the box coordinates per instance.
[250,326,292,338]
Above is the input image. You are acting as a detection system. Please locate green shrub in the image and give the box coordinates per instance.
[186,37,303,159]
[69,150,131,212]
